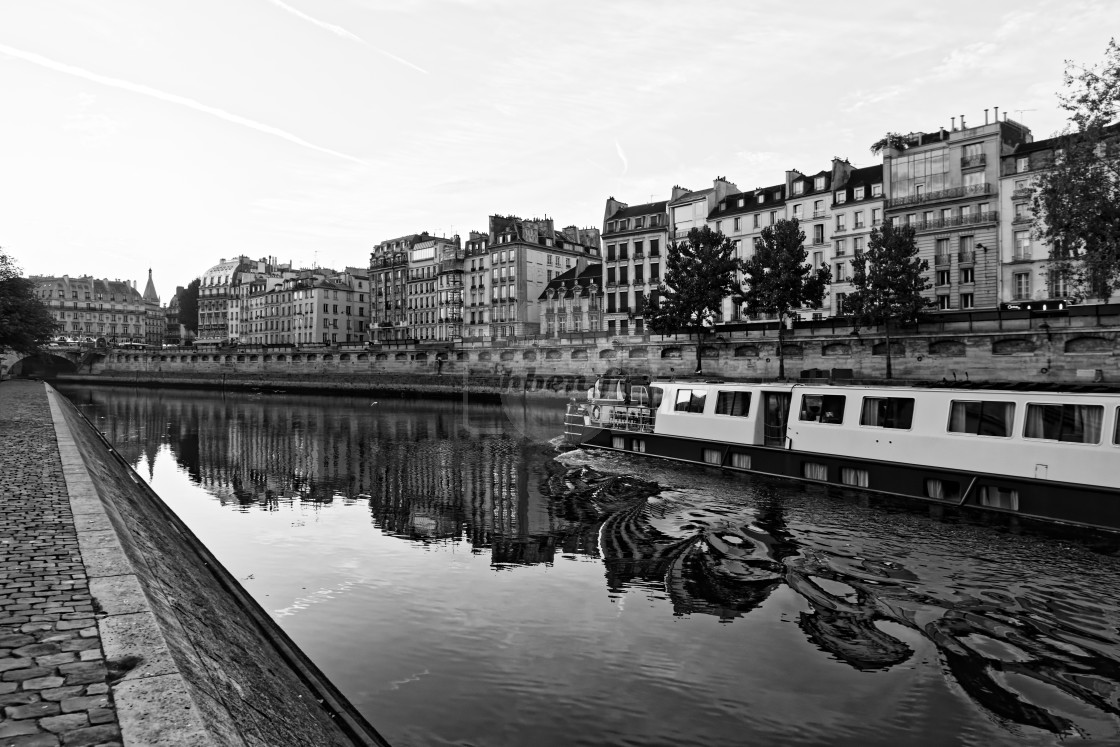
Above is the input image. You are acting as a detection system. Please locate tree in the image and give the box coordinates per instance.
[869,132,909,156]
[179,278,201,333]
[645,225,739,375]
[0,247,59,355]
[847,221,931,379]
[739,218,831,379]
[1032,38,1120,301]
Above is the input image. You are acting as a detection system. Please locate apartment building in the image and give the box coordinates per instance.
[538,259,603,337]
[882,112,1032,311]
[828,164,885,315]
[601,196,668,336]
[31,275,147,343]
[239,268,369,346]
[369,233,462,343]
[462,215,601,339]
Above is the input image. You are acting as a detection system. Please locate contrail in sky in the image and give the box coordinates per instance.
[615,140,629,175]
[263,0,429,74]
[0,43,366,165]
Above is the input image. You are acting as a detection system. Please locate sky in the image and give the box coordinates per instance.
[2,0,1117,301]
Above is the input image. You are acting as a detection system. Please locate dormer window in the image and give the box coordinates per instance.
[634,217,644,229]
[814,176,826,191]
[757,194,765,204]
[835,191,847,204]
[871,183,883,197]
[854,186,865,200]
[773,190,782,200]
[793,182,805,195]
[738,197,745,208]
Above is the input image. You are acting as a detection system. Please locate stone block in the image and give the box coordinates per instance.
[60,694,110,713]
[5,699,61,719]
[39,713,89,733]
[57,724,120,747]
[23,675,66,690]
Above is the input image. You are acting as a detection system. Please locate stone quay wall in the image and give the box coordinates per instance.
[79,317,1120,397]
[47,385,390,746]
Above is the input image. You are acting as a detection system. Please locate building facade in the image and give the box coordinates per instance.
[601,197,669,336]
[461,215,601,340]
[882,115,1032,311]
[998,135,1066,305]
[539,260,603,337]
[31,275,147,344]
[239,268,370,346]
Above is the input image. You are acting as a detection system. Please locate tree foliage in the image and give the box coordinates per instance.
[645,225,739,374]
[179,278,201,333]
[1032,38,1120,301]
[869,132,909,155]
[0,248,59,355]
[739,218,831,378]
[847,221,931,379]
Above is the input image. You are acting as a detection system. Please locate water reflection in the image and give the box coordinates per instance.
[60,384,1120,745]
[64,386,585,566]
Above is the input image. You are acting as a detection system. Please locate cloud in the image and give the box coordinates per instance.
[0,43,366,165]
[64,92,118,144]
[615,140,628,175]
[263,0,429,74]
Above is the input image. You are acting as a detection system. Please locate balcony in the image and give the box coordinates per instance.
[911,210,999,232]
[958,250,975,264]
[1012,251,1033,262]
[888,182,991,209]
[1012,187,1033,199]
[934,253,952,266]
[811,210,827,219]
[961,153,987,169]
[1012,214,1032,225]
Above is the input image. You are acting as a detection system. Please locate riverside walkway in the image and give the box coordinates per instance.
[0,379,389,747]
[1,379,120,746]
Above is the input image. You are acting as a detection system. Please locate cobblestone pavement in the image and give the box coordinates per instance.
[1,380,122,747]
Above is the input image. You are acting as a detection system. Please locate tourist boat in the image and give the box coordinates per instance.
[563,375,1120,533]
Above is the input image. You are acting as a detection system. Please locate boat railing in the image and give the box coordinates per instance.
[605,405,656,433]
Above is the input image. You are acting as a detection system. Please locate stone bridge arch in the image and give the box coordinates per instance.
[3,350,81,378]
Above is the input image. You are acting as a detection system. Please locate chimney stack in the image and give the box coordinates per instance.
[985,108,989,125]
[960,114,966,129]
[994,106,999,123]
[951,116,956,130]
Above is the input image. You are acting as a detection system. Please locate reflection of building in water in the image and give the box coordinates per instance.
[64,387,578,566]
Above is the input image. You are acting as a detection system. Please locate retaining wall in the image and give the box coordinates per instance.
[86,325,1120,390]
[46,385,389,746]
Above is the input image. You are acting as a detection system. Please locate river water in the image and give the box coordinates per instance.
[57,384,1120,747]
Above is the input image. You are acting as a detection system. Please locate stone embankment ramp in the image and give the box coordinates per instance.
[0,380,389,746]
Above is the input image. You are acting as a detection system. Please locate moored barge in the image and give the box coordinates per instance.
[564,375,1120,533]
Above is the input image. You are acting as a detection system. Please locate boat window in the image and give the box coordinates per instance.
[841,467,869,487]
[649,387,664,410]
[1024,403,1104,444]
[702,448,722,464]
[979,486,1019,510]
[925,478,960,500]
[674,389,706,413]
[860,394,913,430]
[802,462,828,480]
[799,394,846,423]
[715,391,751,417]
[860,397,914,429]
[730,452,751,469]
[947,400,1014,437]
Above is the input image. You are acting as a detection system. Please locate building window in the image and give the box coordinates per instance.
[757,194,765,204]
[1014,231,1031,260]
[793,182,805,195]
[871,183,882,197]
[937,270,950,286]
[793,204,803,218]
[960,267,974,284]
[836,214,847,231]
[814,176,825,190]
[733,217,741,231]
[1016,157,1029,173]
[753,214,760,229]
[871,207,882,223]
[835,190,846,204]
[835,239,846,256]
[938,295,952,310]
[853,210,864,228]
[960,293,974,309]
[1013,272,1031,300]
[813,225,824,244]
[854,186,865,200]
[1050,270,1070,297]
